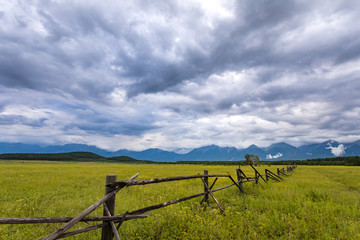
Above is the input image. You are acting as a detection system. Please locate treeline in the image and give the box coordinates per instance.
[172,160,246,165]
[265,156,360,166]
[107,156,155,164]
[171,157,360,166]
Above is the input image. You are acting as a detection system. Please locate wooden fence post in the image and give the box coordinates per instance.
[265,169,268,182]
[255,171,258,184]
[203,170,209,204]
[102,174,117,240]
[236,168,244,192]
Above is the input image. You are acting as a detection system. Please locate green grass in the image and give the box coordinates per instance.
[0,162,359,239]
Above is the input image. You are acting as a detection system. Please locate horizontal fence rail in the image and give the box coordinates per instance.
[0,214,149,224]
[0,165,296,239]
[107,174,231,188]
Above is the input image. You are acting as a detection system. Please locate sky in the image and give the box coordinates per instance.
[1,0,360,152]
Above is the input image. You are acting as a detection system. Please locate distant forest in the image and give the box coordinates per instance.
[267,156,360,166]
[0,152,359,166]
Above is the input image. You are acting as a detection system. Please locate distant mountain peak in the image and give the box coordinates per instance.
[323,139,339,145]
[247,144,260,149]
[207,144,221,148]
[266,142,296,150]
[193,144,221,152]
[272,142,291,146]
[1,139,360,162]
[143,148,164,152]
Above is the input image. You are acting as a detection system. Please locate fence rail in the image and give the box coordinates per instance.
[0,165,296,239]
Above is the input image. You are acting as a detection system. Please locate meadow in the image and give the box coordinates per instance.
[0,161,359,239]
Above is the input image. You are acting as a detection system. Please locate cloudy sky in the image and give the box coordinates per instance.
[1,0,360,151]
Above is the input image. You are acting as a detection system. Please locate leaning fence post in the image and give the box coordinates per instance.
[102,174,117,240]
[203,170,209,204]
[265,169,268,182]
[236,168,244,192]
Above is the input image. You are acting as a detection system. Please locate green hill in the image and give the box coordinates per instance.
[0,152,136,162]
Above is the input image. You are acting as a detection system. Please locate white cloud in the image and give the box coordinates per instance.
[266,152,283,159]
[326,143,346,157]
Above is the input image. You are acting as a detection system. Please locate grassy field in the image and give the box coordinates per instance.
[0,161,359,239]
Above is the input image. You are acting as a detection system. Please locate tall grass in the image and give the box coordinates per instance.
[0,161,359,239]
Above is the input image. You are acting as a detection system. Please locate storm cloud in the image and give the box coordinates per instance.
[1,0,360,151]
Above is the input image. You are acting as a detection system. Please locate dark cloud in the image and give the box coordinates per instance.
[0,114,47,127]
[119,0,360,98]
[64,120,158,136]
[1,0,360,150]
[71,112,159,136]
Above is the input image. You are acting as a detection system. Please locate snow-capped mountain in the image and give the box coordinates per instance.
[299,140,346,159]
[265,142,306,160]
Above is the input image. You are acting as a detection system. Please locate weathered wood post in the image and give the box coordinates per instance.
[277,168,280,176]
[236,168,244,192]
[102,174,117,240]
[255,170,259,184]
[203,170,209,204]
[265,169,269,182]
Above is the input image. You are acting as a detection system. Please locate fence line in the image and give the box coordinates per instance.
[0,165,297,239]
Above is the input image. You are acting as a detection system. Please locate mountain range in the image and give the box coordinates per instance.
[1,139,360,162]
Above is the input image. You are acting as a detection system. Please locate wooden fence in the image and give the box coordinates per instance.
[0,165,296,239]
